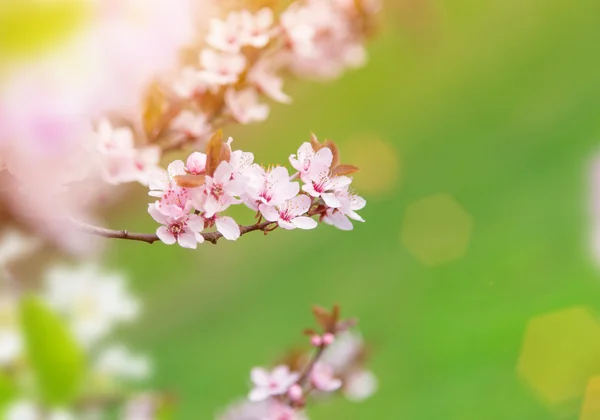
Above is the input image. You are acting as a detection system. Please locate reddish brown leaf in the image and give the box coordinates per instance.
[312,305,332,331]
[332,164,360,177]
[173,174,206,188]
[219,142,231,165]
[324,140,340,168]
[310,133,322,152]
[205,129,224,177]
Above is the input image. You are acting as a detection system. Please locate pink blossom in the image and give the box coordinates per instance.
[242,8,274,49]
[170,111,211,143]
[203,214,241,241]
[218,399,307,420]
[96,119,161,185]
[198,49,246,88]
[225,88,270,124]
[207,8,274,53]
[226,138,255,179]
[186,152,207,175]
[248,365,300,402]
[148,161,191,217]
[301,149,352,207]
[322,188,366,230]
[172,66,208,99]
[259,195,317,230]
[322,208,354,231]
[248,61,292,104]
[148,204,204,249]
[289,142,330,178]
[310,362,342,392]
[343,369,378,401]
[245,166,299,210]
[193,161,244,217]
[207,11,249,53]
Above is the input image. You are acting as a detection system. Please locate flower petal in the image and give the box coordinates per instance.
[250,367,270,386]
[156,227,176,245]
[322,192,341,208]
[177,231,198,249]
[259,204,280,222]
[292,216,317,230]
[216,216,240,240]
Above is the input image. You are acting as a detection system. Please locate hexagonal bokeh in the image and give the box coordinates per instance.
[580,376,600,420]
[517,307,600,409]
[343,133,399,197]
[400,194,473,266]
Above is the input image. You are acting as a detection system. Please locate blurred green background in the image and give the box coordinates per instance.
[103,0,600,418]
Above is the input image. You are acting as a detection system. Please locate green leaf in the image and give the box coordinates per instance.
[0,372,16,410]
[19,296,85,405]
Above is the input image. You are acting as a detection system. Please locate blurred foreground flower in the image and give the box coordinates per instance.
[218,305,377,419]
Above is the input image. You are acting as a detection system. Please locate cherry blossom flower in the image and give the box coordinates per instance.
[44,263,139,347]
[301,148,352,207]
[242,8,274,49]
[343,369,378,401]
[94,345,151,381]
[259,195,317,230]
[245,166,299,210]
[203,214,241,241]
[96,120,161,186]
[206,11,248,53]
[172,66,208,99]
[225,88,270,125]
[148,161,192,218]
[289,142,330,178]
[310,362,342,392]
[198,49,247,88]
[322,331,363,371]
[248,365,300,402]
[219,399,307,420]
[170,111,211,143]
[148,204,205,249]
[193,161,244,218]
[248,61,292,104]
[322,208,354,231]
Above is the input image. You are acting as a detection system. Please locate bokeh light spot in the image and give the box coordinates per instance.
[400,194,472,266]
[343,133,399,198]
[518,307,600,409]
[580,376,600,420]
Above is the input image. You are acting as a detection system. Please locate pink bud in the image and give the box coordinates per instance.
[310,335,323,347]
[322,333,335,346]
[288,384,303,402]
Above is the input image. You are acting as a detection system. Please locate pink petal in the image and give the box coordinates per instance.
[156,226,176,245]
[186,152,207,174]
[291,216,317,230]
[216,216,240,240]
[288,194,311,216]
[259,204,280,222]
[213,161,234,184]
[301,183,319,198]
[248,387,271,402]
[327,176,352,190]
[278,220,296,230]
[148,203,168,224]
[322,192,341,208]
[250,367,270,386]
[275,180,300,203]
[186,214,205,232]
[177,231,198,249]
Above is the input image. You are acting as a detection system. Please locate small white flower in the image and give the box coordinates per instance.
[95,345,151,381]
[248,365,300,402]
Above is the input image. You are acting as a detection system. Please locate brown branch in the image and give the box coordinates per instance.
[71,218,276,246]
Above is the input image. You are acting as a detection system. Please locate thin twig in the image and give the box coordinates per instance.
[71,218,276,246]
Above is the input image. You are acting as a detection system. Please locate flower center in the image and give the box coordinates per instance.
[169,221,184,235]
[211,184,224,199]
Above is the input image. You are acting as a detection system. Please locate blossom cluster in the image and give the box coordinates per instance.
[0,232,154,419]
[219,305,377,420]
[147,133,366,248]
[101,0,379,186]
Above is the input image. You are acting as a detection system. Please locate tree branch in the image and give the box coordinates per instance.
[71,218,276,245]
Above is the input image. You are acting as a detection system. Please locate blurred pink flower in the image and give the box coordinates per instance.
[248,365,300,402]
[310,362,342,392]
[225,88,270,125]
[198,49,247,88]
